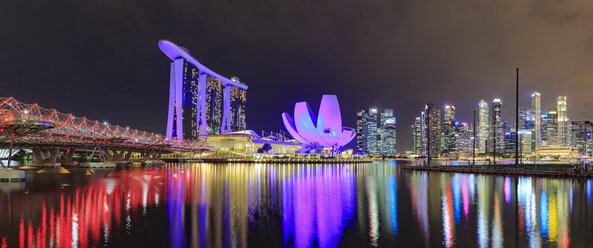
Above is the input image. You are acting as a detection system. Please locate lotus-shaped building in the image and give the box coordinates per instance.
[282,95,356,152]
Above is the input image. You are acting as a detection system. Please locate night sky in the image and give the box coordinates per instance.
[2,0,593,151]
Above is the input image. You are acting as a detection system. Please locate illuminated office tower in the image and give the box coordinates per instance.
[422,104,441,158]
[205,76,223,134]
[377,109,385,152]
[541,113,550,146]
[504,124,517,157]
[478,100,490,153]
[412,117,423,156]
[557,96,569,145]
[531,92,541,148]
[545,108,559,146]
[357,108,396,156]
[574,124,593,157]
[519,108,535,152]
[380,109,397,157]
[518,130,533,158]
[441,105,456,154]
[492,99,505,154]
[179,60,200,140]
[356,109,368,153]
[230,77,247,131]
[160,40,248,141]
[519,108,535,130]
[366,108,379,155]
[454,122,473,158]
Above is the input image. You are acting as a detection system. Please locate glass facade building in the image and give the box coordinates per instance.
[205,75,223,134]
[557,96,569,146]
[504,126,517,157]
[454,122,473,158]
[179,60,200,140]
[544,108,559,146]
[160,40,248,141]
[492,99,505,154]
[441,105,456,154]
[357,108,397,156]
[380,109,397,157]
[519,108,536,153]
[356,109,368,153]
[230,85,247,131]
[366,108,379,155]
[531,92,541,148]
[478,100,490,153]
[519,130,533,158]
[422,104,441,158]
[412,117,423,156]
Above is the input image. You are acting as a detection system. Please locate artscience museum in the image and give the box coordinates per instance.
[282,95,356,153]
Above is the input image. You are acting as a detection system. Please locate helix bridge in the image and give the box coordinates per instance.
[0,97,206,168]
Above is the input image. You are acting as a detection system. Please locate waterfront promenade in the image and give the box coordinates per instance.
[401,162,593,178]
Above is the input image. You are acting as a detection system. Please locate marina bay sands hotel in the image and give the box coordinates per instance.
[159,40,248,141]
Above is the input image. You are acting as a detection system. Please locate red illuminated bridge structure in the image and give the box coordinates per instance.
[0,97,207,167]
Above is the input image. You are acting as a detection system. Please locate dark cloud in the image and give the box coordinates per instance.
[1,0,593,150]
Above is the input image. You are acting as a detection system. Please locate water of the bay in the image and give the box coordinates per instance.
[0,161,591,247]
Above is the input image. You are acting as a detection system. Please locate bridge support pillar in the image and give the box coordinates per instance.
[124,151,132,160]
[60,149,78,167]
[104,148,133,165]
[32,149,44,163]
[141,150,164,166]
[32,148,61,167]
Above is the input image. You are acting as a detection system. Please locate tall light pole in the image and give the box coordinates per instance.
[426,103,433,166]
[493,109,496,165]
[515,68,520,167]
[473,110,476,166]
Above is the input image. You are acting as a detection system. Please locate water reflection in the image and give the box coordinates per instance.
[1,162,593,247]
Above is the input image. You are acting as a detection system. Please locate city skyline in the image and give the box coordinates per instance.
[404,92,576,152]
[405,90,588,158]
[4,1,593,247]
[3,0,593,152]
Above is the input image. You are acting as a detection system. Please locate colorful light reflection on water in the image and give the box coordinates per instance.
[1,161,593,247]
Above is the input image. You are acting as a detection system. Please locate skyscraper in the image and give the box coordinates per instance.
[454,122,473,158]
[492,99,504,154]
[160,40,248,141]
[356,109,368,153]
[545,108,559,146]
[557,96,569,145]
[179,59,200,140]
[531,92,541,148]
[504,124,517,157]
[519,108,535,153]
[441,105,456,154]
[380,109,397,157]
[518,130,533,158]
[205,76,223,134]
[412,117,423,156]
[230,77,247,131]
[423,104,441,158]
[478,100,490,153]
[357,108,396,156]
[367,108,379,155]
[541,113,550,146]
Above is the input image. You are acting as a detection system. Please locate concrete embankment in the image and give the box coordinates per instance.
[400,165,593,178]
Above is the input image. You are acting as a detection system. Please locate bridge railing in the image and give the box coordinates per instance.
[0,97,204,150]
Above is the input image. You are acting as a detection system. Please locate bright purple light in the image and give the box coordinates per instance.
[282,95,355,148]
[159,40,247,90]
